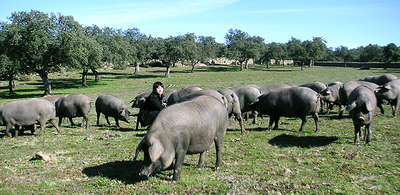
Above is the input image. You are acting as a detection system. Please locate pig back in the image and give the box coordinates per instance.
[262,87,319,117]
[149,95,228,153]
[96,94,128,116]
[2,98,56,126]
[55,94,92,117]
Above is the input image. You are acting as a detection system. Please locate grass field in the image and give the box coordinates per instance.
[0,64,399,194]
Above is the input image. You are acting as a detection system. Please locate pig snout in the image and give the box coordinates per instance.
[139,169,152,177]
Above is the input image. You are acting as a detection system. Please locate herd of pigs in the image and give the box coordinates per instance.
[0,73,399,181]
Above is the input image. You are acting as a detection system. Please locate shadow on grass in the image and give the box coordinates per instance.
[82,160,147,184]
[269,133,339,148]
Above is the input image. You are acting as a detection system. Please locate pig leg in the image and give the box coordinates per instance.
[299,116,307,132]
[135,117,140,131]
[365,122,372,144]
[36,121,46,137]
[268,115,275,130]
[114,118,120,128]
[68,118,76,127]
[49,119,60,135]
[14,125,20,137]
[96,111,101,126]
[234,113,245,134]
[197,152,206,170]
[377,99,384,115]
[105,116,111,126]
[5,123,13,137]
[392,99,399,117]
[58,117,63,127]
[312,113,319,132]
[214,138,223,169]
[272,116,280,130]
[83,115,89,128]
[173,151,186,182]
[354,125,361,144]
[252,111,258,124]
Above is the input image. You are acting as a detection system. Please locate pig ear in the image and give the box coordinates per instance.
[149,138,164,163]
[120,109,125,117]
[346,101,357,112]
[365,101,375,111]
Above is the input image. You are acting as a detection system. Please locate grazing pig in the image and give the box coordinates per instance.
[218,88,245,134]
[375,79,400,117]
[358,74,398,85]
[250,87,320,132]
[55,94,92,128]
[166,86,202,106]
[95,94,131,128]
[346,86,377,144]
[134,95,229,182]
[0,98,60,137]
[229,85,262,124]
[320,82,344,114]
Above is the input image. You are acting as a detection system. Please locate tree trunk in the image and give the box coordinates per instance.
[82,69,88,87]
[309,59,313,67]
[191,61,195,73]
[267,62,270,69]
[301,62,304,71]
[38,71,51,95]
[91,68,100,81]
[245,60,249,69]
[8,74,14,94]
[134,63,140,74]
[165,65,171,78]
[240,61,244,71]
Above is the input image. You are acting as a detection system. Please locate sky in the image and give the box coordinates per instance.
[1,0,399,49]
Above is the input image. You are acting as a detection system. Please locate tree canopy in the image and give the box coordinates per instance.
[1,10,399,94]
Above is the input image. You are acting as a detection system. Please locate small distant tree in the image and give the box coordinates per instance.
[181,33,199,73]
[125,27,147,74]
[287,37,308,69]
[225,29,264,70]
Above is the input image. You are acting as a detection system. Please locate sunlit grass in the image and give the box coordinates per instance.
[0,64,399,194]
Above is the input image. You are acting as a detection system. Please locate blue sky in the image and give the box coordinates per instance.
[1,0,399,49]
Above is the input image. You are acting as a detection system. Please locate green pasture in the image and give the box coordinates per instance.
[0,64,399,194]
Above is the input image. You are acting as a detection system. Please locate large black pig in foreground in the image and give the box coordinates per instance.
[250,87,320,132]
[133,95,229,182]
[346,86,377,144]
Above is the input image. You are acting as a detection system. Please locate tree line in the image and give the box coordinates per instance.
[1,10,399,95]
